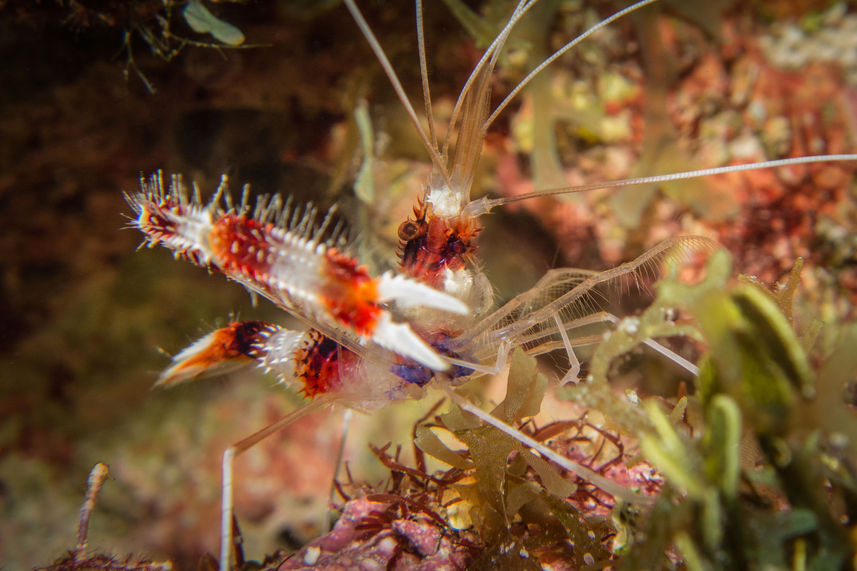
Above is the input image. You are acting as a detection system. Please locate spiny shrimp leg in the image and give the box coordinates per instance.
[128,173,469,373]
[220,397,334,571]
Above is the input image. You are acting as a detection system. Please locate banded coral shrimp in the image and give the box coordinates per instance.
[122,0,857,568]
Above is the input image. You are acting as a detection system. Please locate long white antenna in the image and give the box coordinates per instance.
[416,0,438,151]
[443,0,537,159]
[486,0,661,128]
[465,154,857,216]
[343,0,451,185]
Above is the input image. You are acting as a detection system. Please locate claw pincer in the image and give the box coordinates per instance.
[128,173,469,393]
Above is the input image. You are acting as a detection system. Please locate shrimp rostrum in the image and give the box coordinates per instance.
[126,0,857,568]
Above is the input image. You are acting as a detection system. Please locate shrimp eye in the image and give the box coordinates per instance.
[397,219,425,241]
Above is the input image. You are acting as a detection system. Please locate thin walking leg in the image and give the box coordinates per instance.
[323,408,353,533]
[553,313,581,384]
[220,397,333,571]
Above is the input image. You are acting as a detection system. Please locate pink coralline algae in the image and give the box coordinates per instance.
[278,496,477,570]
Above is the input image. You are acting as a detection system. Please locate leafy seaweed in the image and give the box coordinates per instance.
[624,250,857,568]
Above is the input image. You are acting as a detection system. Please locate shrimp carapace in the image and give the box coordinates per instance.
[397,199,482,289]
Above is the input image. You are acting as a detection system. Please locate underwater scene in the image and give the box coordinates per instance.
[1,1,857,569]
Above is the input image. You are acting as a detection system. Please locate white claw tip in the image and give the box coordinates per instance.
[376,272,469,315]
[372,313,449,371]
